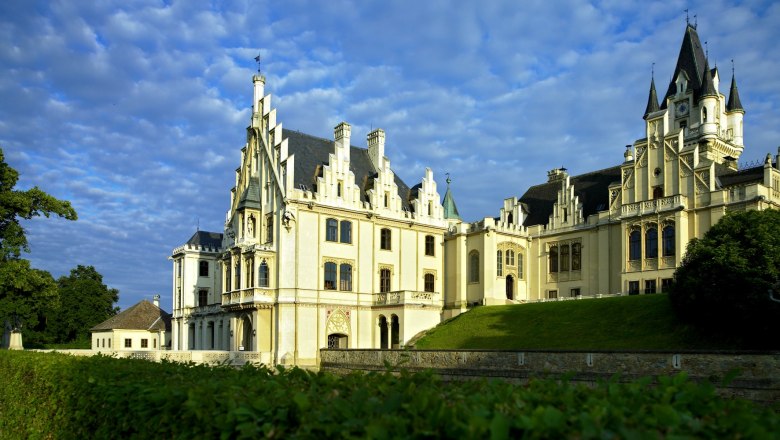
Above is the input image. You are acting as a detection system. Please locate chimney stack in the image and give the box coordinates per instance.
[153,294,160,308]
[334,122,351,162]
[367,128,385,170]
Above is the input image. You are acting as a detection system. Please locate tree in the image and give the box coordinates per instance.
[0,147,77,344]
[668,209,780,348]
[47,265,119,343]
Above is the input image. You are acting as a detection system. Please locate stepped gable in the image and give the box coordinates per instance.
[186,230,223,248]
[519,165,622,227]
[284,129,413,210]
[91,300,171,332]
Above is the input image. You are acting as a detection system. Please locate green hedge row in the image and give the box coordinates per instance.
[0,351,777,439]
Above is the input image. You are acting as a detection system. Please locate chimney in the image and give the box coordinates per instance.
[153,294,160,308]
[334,122,351,162]
[547,168,568,183]
[624,145,634,162]
[367,128,385,170]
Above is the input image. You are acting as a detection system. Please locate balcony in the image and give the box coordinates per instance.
[620,194,686,218]
[222,287,275,306]
[374,290,440,306]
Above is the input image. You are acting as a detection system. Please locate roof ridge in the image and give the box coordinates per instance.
[284,127,370,151]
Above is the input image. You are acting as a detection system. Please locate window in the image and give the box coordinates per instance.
[497,250,503,277]
[234,262,241,290]
[662,225,675,257]
[661,278,673,293]
[702,107,708,122]
[646,227,658,259]
[225,264,232,291]
[561,244,570,271]
[628,281,640,295]
[153,339,157,349]
[572,242,581,271]
[337,181,342,198]
[141,339,148,348]
[645,279,657,294]
[326,218,338,242]
[199,261,209,277]
[548,290,558,299]
[424,235,435,256]
[258,261,269,287]
[571,288,581,297]
[469,252,479,283]
[108,339,111,348]
[380,268,391,293]
[124,339,132,348]
[507,212,514,225]
[518,253,523,279]
[198,290,207,307]
[549,246,559,273]
[339,264,352,291]
[653,187,664,199]
[266,214,273,243]
[384,192,389,208]
[424,273,434,293]
[340,220,352,244]
[247,257,254,288]
[506,250,514,267]
[427,201,432,216]
[563,208,568,223]
[380,228,391,250]
[324,262,337,290]
[629,230,641,261]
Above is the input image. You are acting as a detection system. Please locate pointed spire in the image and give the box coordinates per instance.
[442,174,461,221]
[662,24,707,107]
[700,58,717,98]
[643,76,659,119]
[726,68,744,112]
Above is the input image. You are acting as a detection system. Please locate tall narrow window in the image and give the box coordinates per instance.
[560,244,570,271]
[326,218,338,242]
[225,265,232,291]
[469,252,480,283]
[258,260,269,287]
[198,290,207,307]
[266,214,273,243]
[380,268,391,293]
[506,250,514,267]
[339,220,352,244]
[662,225,675,257]
[507,212,514,225]
[234,262,241,290]
[199,261,209,277]
[646,227,658,259]
[572,242,581,271]
[518,253,523,279]
[427,201,432,216]
[497,250,503,277]
[424,235,435,256]
[549,246,559,273]
[384,192,389,208]
[424,273,434,292]
[339,264,352,291]
[629,230,641,261]
[380,228,391,250]
[324,262,337,290]
[337,181,342,197]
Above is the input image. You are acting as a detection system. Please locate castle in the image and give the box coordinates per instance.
[169,24,780,367]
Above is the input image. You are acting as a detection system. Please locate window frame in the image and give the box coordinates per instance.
[380,228,392,250]
[662,225,675,257]
[339,263,352,291]
[646,226,658,259]
[549,245,559,273]
[380,268,391,293]
[199,261,209,277]
[629,230,641,261]
[326,218,338,242]
[571,242,581,271]
[141,339,148,348]
[424,273,435,293]
[469,251,480,283]
[124,338,132,348]
[258,260,269,287]
[324,262,337,290]
[497,250,503,277]
[424,235,435,256]
[339,220,352,244]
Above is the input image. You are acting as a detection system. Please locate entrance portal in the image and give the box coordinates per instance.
[506,275,514,300]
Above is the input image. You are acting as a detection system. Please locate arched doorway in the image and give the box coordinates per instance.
[240,315,252,351]
[390,315,400,349]
[378,315,388,349]
[506,275,514,300]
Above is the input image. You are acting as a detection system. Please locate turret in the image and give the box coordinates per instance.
[643,77,660,120]
[253,74,265,114]
[699,60,718,135]
[725,72,745,147]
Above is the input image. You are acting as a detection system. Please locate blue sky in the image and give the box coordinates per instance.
[2,0,779,310]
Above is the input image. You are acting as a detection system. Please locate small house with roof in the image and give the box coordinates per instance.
[90,296,171,351]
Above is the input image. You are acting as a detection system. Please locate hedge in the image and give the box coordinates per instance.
[0,351,777,439]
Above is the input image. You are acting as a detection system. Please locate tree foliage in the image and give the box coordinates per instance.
[669,209,780,348]
[0,259,58,345]
[47,265,119,343]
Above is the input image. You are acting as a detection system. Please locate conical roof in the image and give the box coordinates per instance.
[726,74,744,112]
[442,185,461,221]
[643,77,660,119]
[662,24,707,108]
[700,60,717,98]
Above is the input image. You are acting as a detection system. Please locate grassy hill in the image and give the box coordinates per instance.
[413,294,741,350]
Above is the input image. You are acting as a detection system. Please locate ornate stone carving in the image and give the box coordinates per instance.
[326,308,350,336]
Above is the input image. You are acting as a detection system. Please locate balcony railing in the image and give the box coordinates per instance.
[222,287,275,306]
[621,194,686,217]
[374,290,439,306]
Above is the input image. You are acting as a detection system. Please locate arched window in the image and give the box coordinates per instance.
[469,251,480,283]
[339,220,352,244]
[646,226,658,259]
[378,315,388,349]
[572,242,581,271]
[629,230,641,261]
[702,107,708,122]
[258,260,269,287]
[390,315,400,349]
[424,235,435,256]
[326,218,338,242]
[506,250,514,267]
[561,244,570,271]
[518,253,524,279]
[324,262,337,290]
[380,268,391,293]
[339,264,352,291]
[424,273,434,292]
[199,261,209,277]
[380,228,391,250]
[549,246,559,273]
[663,224,675,257]
[497,250,503,277]
[507,212,514,225]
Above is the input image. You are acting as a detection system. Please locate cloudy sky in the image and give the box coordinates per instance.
[2,0,779,310]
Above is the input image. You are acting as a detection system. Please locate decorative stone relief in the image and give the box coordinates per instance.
[325,308,350,336]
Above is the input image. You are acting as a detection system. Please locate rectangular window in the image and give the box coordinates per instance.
[661,278,673,293]
[199,261,209,277]
[560,244,570,271]
[572,243,581,271]
[518,254,523,279]
[549,246,558,273]
[380,229,391,250]
[629,230,641,261]
[198,290,208,307]
[339,264,352,291]
[628,281,640,295]
[339,220,352,244]
[497,250,503,277]
[548,290,558,299]
[326,218,338,242]
[424,274,434,292]
[124,338,132,348]
[108,339,111,348]
[153,339,157,349]
[571,288,581,297]
[645,279,657,294]
[424,235,435,256]
[266,214,273,243]
[380,268,391,293]
[141,339,148,348]
[324,262,337,290]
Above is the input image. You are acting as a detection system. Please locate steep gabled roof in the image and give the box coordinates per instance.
[91,300,171,332]
[662,24,708,108]
[237,179,261,210]
[284,129,412,210]
[519,165,622,227]
[186,231,223,248]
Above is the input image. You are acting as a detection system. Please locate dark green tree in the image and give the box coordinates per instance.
[669,209,780,348]
[0,147,77,345]
[48,265,119,343]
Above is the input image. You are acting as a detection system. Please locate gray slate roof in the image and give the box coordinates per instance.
[662,24,708,107]
[284,129,413,210]
[717,164,765,187]
[91,300,171,332]
[186,231,223,248]
[519,165,622,227]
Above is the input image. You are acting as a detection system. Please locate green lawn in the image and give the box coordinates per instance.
[414,294,740,350]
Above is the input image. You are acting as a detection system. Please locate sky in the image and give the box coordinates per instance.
[2,0,779,311]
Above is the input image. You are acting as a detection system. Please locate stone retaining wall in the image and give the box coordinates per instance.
[33,349,270,366]
[320,349,780,404]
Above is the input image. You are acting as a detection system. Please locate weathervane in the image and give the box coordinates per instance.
[651,62,655,79]
[684,9,689,25]
[445,172,451,186]
[704,41,708,59]
[254,53,262,73]
[731,59,735,75]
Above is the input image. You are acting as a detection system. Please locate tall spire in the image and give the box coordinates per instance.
[662,24,707,108]
[643,76,659,119]
[442,174,461,221]
[726,68,744,113]
[700,58,717,98]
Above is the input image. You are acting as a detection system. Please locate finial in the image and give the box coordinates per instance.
[694,14,697,29]
[651,62,655,79]
[684,9,689,25]
[254,53,262,73]
[731,59,735,75]
[445,172,451,186]
[704,41,708,59]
